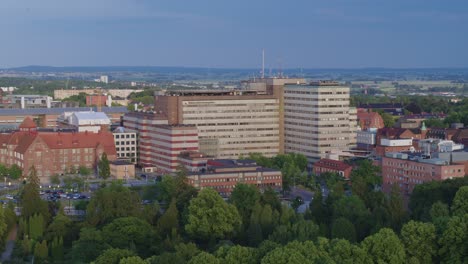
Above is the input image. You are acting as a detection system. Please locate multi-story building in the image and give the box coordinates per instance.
[152,125,199,173]
[1,95,53,109]
[54,89,142,100]
[186,159,282,196]
[154,90,281,159]
[381,152,466,198]
[357,128,377,150]
[0,117,116,183]
[283,81,357,161]
[122,112,168,169]
[113,127,138,164]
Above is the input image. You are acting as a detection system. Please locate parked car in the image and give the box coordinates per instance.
[5,194,14,200]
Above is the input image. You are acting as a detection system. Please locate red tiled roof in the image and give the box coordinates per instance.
[19,117,37,129]
[9,130,116,155]
[314,159,352,171]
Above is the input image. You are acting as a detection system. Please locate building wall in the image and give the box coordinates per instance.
[381,156,465,198]
[122,112,168,168]
[283,84,356,161]
[86,95,107,106]
[1,132,116,184]
[113,132,137,163]
[110,163,135,179]
[187,170,282,196]
[155,94,281,159]
[153,125,199,173]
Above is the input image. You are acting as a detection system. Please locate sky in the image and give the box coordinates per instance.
[1,0,468,69]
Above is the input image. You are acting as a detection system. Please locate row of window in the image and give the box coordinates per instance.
[115,134,136,139]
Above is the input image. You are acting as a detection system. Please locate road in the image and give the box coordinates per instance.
[1,224,17,262]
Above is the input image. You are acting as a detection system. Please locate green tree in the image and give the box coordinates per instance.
[44,213,71,241]
[158,199,179,236]
[50,236,64,261]
[221,245,256,264]
[332,195,370,240]
[230,183,260,225]
[86,183,141,226]
[79,165,92,176]
[71,228,111,263]
[188,252,221,264]
[120,256,147,264]
[21,166,49,220]
[259,204,274,236]
[28,213,45,240]
[387,184,407,230]
[430,201,450,220]
[328,239,372,264]
[361,228,406,264]
[438,214,468,264]
[451,186,468,217]
[0,207,8,241]
[185,188,241,242]
[331,217,357,242]
[98,152,111,179]
[247,202,263,246]
[8,164,22,179]
[33,240,48,262]
[380,111,395,128]
[261,246,312,264]
[94,248,135,264]
[102,217,153,256]
[309,188,329,225]
[400,221,437,264]
[269,220,319,244]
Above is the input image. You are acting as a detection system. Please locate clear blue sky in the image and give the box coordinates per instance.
[1,0,468,68]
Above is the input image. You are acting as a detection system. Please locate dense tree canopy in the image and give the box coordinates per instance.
[185,188,241,242]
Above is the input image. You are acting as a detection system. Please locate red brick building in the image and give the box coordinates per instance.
[0,117,116,183]
[86,95,107,107]
[186,159,282,196]
[357,109,385,130]
[313,159,353,179]
[381,153,466,198]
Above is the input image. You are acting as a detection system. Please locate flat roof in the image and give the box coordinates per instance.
[0,106,128,116]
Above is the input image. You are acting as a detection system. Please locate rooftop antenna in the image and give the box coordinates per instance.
[262,49,265,79]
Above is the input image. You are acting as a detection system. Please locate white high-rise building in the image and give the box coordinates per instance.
[100,75,109,84]
[283,81,357,161]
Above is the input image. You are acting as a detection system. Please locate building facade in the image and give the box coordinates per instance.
[0,117,116,183]
[313,158,353,179]
[154,90,281,159]
[381,152,466,198]
[283,82,357,161]
[113,127,138,164]
[110,160,135,180]
[186,159,282,196]
[152,125,199,173]
[122,112,168,168]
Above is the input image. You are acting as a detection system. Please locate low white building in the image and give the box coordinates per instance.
[62,111,111,132]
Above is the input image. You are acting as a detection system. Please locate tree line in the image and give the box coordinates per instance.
[1,161,467,263]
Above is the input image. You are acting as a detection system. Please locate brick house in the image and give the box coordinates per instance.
[0,117,116,183]
[313,158,353,179]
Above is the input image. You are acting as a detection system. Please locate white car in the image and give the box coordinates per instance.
[5,194,14,200]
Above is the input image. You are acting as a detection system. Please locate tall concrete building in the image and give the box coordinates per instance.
[154,90,281,159]
[283,81,357,161]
